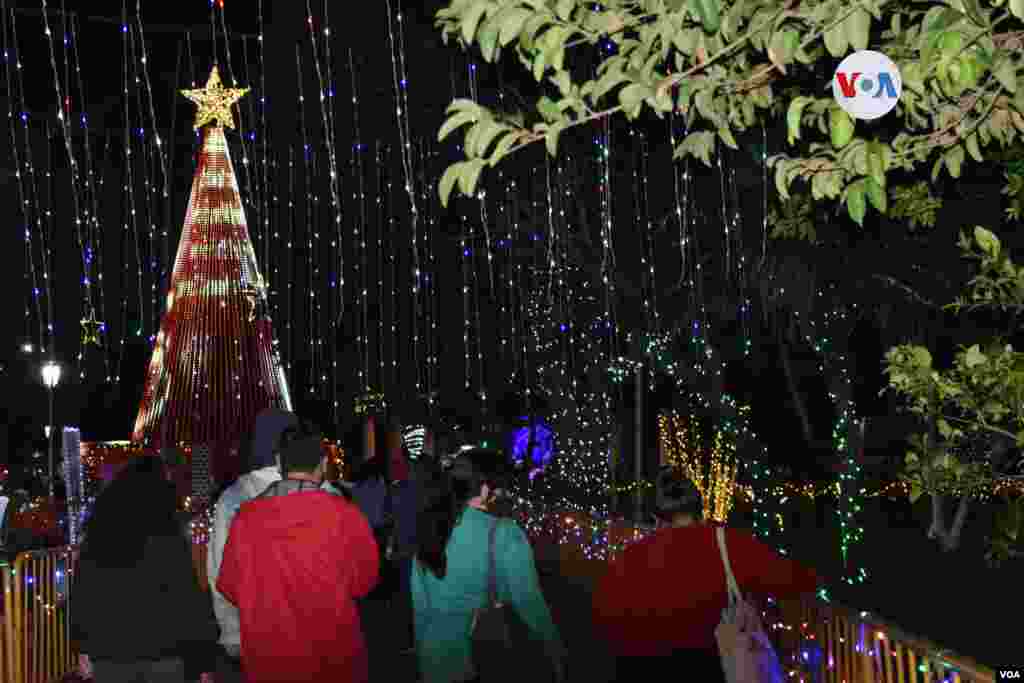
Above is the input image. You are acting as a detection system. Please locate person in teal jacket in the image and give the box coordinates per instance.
[412,449,566,683]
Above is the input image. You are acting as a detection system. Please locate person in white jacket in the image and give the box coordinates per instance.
[207,407,297,681]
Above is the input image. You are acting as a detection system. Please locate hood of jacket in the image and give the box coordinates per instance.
[238,488,351,554]
[247,407,298,471]
[236,466,281,500]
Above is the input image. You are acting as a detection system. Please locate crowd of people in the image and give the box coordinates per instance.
[68,407,818,683]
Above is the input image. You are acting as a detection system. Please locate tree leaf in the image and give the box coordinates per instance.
[545,122,566,157]
[845,8,871,52]
[774,159,792,200]
[787,97,812,145]
[555,0,575,21]
[974,226,1001,257]
[964,344,987,368]
[457,158,487,198]
[673,130,716,166]
[995,59,1018,94]
[829,107,855,149]
[965,132,983,163]
[497,7,531,46]
[847,180,867,226]
[823,22,848,58]
[718,126,738,149]
[865,141,886,187]
[672,28,698,56]
[619,83,651,119]
[944,144,965,178]
[489,131,522,165]
[909,481,923,503]
[768,29,799,73]
[437,110,480,143]
[1011,0,1024,20]
[542,25,571,73]
[865,176,886,213]
[689,0,721,34]
[472,120,507,157]
[477,15,502,62]
[439,162,464,208]
[537,95,561,122]
[461,2,489,45]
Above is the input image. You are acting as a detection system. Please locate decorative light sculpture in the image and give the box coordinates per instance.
[132,66,291,455]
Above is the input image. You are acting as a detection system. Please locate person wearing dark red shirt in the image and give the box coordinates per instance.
[217,419,379,683]
[592,467,818,682]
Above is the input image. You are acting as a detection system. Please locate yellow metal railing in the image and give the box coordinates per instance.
[1,547,76,683]
[779,597,995,683]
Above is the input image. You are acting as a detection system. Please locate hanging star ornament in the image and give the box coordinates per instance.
[181,64,249,130]
[81,309,102,346]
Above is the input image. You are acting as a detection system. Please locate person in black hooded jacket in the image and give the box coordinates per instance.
[72,456,218,682]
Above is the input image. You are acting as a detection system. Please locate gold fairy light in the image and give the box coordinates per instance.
[658,413,740,522]
[181,65,249,130]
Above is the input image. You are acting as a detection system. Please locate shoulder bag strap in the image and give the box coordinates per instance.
[715,526,742,605]
[487,518,499,606]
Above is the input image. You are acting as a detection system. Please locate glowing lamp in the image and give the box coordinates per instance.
[42,360,62,388]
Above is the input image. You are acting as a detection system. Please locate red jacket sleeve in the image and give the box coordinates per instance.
[734,530,818,598]
[216,513,245,606]
[342,502,379,600]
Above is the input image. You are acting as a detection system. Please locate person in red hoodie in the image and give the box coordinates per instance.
[592,466,818,682]
[217,418,379,683]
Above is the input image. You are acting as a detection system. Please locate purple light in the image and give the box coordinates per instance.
[122,25,128,33]
[511,418,554,470]
[400,78,407,87]
[21,112,27,122]
[463,248,471,257]
[560,324,567,332]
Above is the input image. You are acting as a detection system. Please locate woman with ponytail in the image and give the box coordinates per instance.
[412,449,565,683]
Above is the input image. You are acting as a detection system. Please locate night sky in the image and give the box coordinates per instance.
[0,0,1012,469]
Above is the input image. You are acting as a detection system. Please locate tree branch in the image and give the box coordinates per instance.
[872,274,938,308]
[944,415,1019,442]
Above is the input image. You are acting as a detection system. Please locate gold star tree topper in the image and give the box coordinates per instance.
[181,65,249,130]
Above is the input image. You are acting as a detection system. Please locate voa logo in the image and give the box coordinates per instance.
[999,671,1021,679]
[832,50,902,120]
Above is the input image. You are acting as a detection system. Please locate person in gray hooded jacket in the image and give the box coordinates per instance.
[206,407,297,680]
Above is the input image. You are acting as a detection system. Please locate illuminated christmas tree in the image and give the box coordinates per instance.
[133,65,291,463]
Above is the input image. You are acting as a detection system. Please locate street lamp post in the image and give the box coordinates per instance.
[41,360,62,499]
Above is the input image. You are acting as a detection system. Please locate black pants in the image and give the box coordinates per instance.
[91,657,186,683]
[613,649,725,683]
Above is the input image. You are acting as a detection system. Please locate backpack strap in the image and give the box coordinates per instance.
[715,526,742,605]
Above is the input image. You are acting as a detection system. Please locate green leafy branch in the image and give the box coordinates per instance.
[434,0,1024,228]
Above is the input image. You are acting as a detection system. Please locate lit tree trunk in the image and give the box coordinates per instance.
[927,493,971,552]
